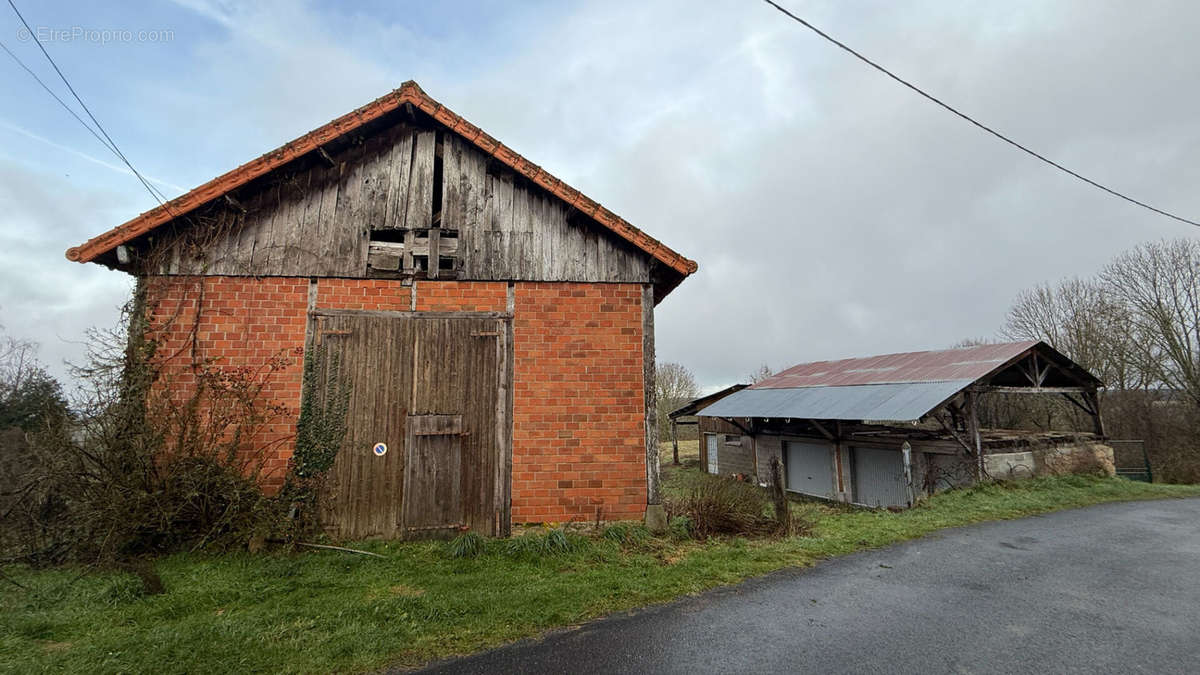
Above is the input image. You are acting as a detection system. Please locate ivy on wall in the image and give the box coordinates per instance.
[293,344,351,480]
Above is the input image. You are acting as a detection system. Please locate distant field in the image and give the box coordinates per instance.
[660,439,699,472]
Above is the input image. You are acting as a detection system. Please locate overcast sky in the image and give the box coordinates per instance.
[1,0,1198,392]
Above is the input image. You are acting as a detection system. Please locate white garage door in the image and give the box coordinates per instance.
[706,434,719,474]
[785,441,834,498]
[852,446,909,508]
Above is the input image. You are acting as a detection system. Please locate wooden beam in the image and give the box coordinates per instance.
[427,228,441,279]
[1084,389,1106,437]
[310,309,511,320]
[223,194,247,213]
[1060,392,1095,416]
[965,390,984,480]
[316,147,336,167]
[810,420,836,442]
[977,386,1089,394]
[642,284,660,506]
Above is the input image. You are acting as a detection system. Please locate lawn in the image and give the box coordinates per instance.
[3,452,1198,674]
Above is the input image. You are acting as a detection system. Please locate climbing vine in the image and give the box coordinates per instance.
[292,344,351,480]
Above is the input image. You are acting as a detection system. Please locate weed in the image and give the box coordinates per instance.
[446,532,486,559]
[601,523,651,547]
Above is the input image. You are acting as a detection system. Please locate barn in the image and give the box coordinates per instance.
[65,81,696,537]
[683,341,1110,508]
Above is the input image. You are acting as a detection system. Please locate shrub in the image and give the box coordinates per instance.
[667,516,693,540]
[665,473,774,538]
[2,288,300,567]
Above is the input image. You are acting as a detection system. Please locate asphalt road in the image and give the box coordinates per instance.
[417,498,1200,674]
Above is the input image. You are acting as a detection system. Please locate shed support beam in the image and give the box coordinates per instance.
[1084,389,1106,437]
[671,418,680,465]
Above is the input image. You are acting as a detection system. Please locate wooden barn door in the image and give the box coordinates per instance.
[313,311,509,539]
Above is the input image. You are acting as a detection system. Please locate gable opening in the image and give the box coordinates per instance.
[365,126,461,280]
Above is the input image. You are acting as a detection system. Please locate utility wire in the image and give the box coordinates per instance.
[0,38,119,158]
[762,0,1200,228]
[6,0,171,207]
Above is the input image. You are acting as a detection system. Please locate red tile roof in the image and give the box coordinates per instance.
[754,341,1043,389]
[65,81,698,279]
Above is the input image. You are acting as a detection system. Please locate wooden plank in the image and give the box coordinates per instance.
[381,127,414,231]
[405,130,436,232]
[441,134,464,232]
[311,309,512,320]
[402,415,464,531]
[367,245,402,272]
[289,168,321,273]
[427,227,441,279]
[332,140,369,274]
[313,161,343,276]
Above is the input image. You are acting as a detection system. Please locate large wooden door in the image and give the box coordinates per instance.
[312,311,510,539]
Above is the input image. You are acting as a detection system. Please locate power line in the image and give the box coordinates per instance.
[761,0,1200,228]
[5,0,170,206]
[0,38,119,157]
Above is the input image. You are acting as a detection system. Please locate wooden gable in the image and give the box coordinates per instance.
[126,109,654,288]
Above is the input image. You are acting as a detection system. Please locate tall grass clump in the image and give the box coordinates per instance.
[504,527,591,559]
[446,531,486,559]
[665,473,775,537]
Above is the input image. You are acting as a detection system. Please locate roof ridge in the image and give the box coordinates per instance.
[65,81,698,280]
[783,340,1039,366]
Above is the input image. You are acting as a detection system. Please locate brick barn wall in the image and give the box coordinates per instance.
[143,276,648,523]
[511,282,647,523]
[145,276,309,492]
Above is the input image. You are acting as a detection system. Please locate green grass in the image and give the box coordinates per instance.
[3,467,1197,674]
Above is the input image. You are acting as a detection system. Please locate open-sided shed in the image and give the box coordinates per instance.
[693,341,1107,507]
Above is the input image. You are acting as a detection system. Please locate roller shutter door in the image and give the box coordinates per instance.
[785,441,835,498]
[851,446,909,508]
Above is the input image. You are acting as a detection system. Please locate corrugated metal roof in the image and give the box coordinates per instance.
[697,381,970,423]
[754,341,1040,389]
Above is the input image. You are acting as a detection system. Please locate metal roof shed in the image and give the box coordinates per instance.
[692,341,1106,508]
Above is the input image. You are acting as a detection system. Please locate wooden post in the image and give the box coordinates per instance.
[642,285,666,533]
[770,456,791,534]
[901,441,915,507]
[1085,388,1106,437]
[965,390,984,480]
[642,285,660,506]
[671,418,680,465]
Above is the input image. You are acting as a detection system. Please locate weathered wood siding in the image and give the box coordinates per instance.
[153,119,651,284]
[698,417,755,479]
[441,135,649,283]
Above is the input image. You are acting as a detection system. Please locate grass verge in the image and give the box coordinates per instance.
[3,467,1197,673]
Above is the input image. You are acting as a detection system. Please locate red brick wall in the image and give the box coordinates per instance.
[511,282,647,523]
[145,276,648,522]
[145,276,308,490]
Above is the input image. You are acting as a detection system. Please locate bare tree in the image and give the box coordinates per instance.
[655,362,698,465]
[748,364,773,384]
[1002,277,1146,390]
[1101,238,1200,407]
